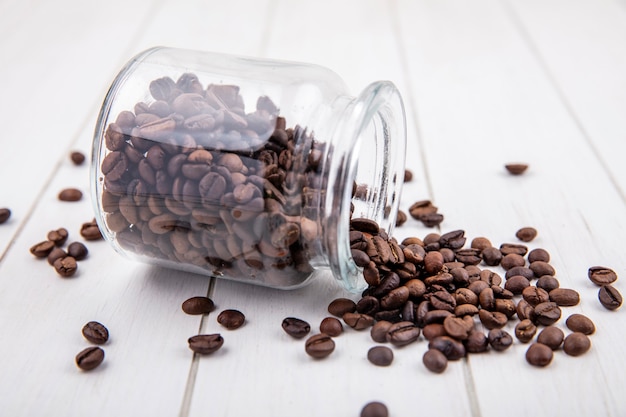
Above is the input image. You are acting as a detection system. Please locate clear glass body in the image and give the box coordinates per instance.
[91,46,406,292]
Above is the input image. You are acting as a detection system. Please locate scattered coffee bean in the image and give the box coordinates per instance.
[67,242,89,260]
[505,163,529,175]
[0,207,11,224]
[367,346,394,366]
[403,169,413,183]
[565,314,595,335]
[598,285,622,310]
[386,321,420,347]
[395,210,407,227]
[30,240,55,258]
[188,334,224,354]
[58,188,83,202]
[528,248,550,263]
[328,298,356,317]
[360,401,389,417]
[304,333,335,359]
[70,151,86,165]
[281,317,311,339]
[80,219,103,241]
[588,266,618,286]
[563,332,591,356]
[536,326,564,350]
[549,288,580,306]
[75,346,105,371]
[526,343,553,367]
[515,319,537,343]
[465,330,489,353]
[423,348,448,373]
[515,227,537,242]
[182,296,215,315]
[319,317,343,337]
[82,321,109,344]
[536,275,559,292]
[343,312,375,330]
[47,228,69,246]
[370,320,393,343]
[428,336,465,360]
[487,329,513,351]
[533,302,561,326]
[47,247,67,266]
[481,247,502,266]
[53,256,77,277]
[217,309,245,329]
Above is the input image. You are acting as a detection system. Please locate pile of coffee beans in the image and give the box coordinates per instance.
[75,321,109,371]
[29,227,90,277]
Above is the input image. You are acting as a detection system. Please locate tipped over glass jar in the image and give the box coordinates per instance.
[91,46,406,292]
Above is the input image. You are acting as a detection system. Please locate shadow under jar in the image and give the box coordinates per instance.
[92,47,406,291]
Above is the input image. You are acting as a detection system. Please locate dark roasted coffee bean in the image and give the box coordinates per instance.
[424,251,444,275]
[528,248,550,263]
[495,299,517,319]
[408,200,438,220]
[30,240,55,258]
[428,335,465,360]
[454,288,478,306]
[361,401,389,417]
[395,210,407,227]
[563,332,591,356]
[350,218,380,235]
[47,228,69,246]
[439,248,455,263]
[443,315,474,340]
[505,163,528,175]
[526,343,553,367]
[533,302,561,326]
[481,247,502,266]
[363,262,381,286]
[500,253,525,271]
[465,330,489,353]
[80,220,103,241]
[374,309,402,323]
[351,249,371,267]
[405,279,427,299]
[371,272,400,298]
[588,266,618,286]
[188,334,224,354]
[480,270,502,287]
[370,320,393,343]
[439,230,466,250]
[70,151,86,165]
[47,247,66,266]
[356,296,380,316]
[386,321,421,346]
[423,348,448,373]
[367,346,394,366]
[565,314,595,335]
[500,243,528,257]
[598,285,622,310]
[82,321,109,344]
[467,280,489,296]
[487,329,513,351]
[420,212,444,227]
[549,288,580,306]
[422,323,447,341]
[320,317,343,337]
[58,188,83,202]
[380,286,409,310]
[515,319,537,343]
[67,242,88,260]
[515,227,537,242]
[0,207,11,224]
[530,261,555,277]
[516,299,535,322]
[505,266,534,280]
[455,248,482,266]
[478,310,508,330]
[404,169,413,182]
[305,333,335,359]
[471,237,492,251]
[75,346,105,371]
[182,296,215,315]
[217,309,245,330]
[536,275,559,292]
[522,286,550,306]
[401,300,416,323]
[536,326,564,350]
[423,309,453,325]
[454,304,479,317]
[281,317,311,339]
[428,288,456,312]
[479,287,496,311]
[343,312,374,330]
[424,272,453,288]
[505,275,530,294]
[53,256,77,277]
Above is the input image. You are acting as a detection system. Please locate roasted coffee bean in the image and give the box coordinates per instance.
[588,266,618,286]
[465,330,489,353]
[351,218,380,235]
[428,288,456,312]
[408,200,437,220]
[549,288,580,306]
[367,346,394,366]
[374,309,402,323]
[505,266,534,280]
[526,343,553,367]
[405,279,427,299]
[533,302,561,326]
[536,326,564,350]
[281,317,311,339]
[319,317,343,337]
[424,272,453,288]
[305,333,335,359]
[422,323,446,341]
[401,300,416,323]
[363,263,381,286]
[217,309,245,330]
[53,256,77,277]
[467,280,489,296]
[395,210,407,227]
[420,212,444,227]
[471,237,492,251]
[598,285,622,310]
[439,230,466,250]
[82,321,109,344]
[505,275,530,294]
[403,169,413,182]
[46,228,69,246]
[487,329,513,351]
[455,288,478,306]
[67,242,88,260]
[423,309,454,325]
[356,296,380,316]
[522,286,550,307]
[182,296,215,315]
[70,151,86,165]
[46,245,67,265]
[478,287,496,311]
[481,247,502,266]
[0,207,11,224]
[455,248,482,266]
[30,240,55,258]
[428,335,465,360]
[328,298,357,317]
[380,286,409,310]
[370,320,393,343]
[505,163,529,175]
[58,188,83,202]
[80,220,103,241]
[360,401,389,417]
[478,310,508,330]
[536,275,559,292]
[443,315,474,340]
[563,332,591,356]
[454,304,479,317]
[188,334,224,354]
[528,248,550,263]
[515,319,537,343]
[371,272,400,298]
[515,227,537,242]
[516,299,535,322]
[501,253,525,271]
[423,348,448,373]
[424,251,444,275]
[529,261,555,277]
[500,243,528,257]
[343,312,374,330]
[386,321,420,346]
[565,314,595,335]
[495,299,517,319]
[75,346,105,371]
[439,248,455,263]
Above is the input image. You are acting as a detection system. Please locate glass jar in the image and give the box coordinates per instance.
[91,46,406,292]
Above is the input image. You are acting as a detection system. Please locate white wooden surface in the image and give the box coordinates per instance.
[1,0,625,416]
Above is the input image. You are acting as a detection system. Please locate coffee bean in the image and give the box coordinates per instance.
[75,346,105,371]
[70,151,86,165]
[588,266,618,286]
[420,212,444,227]
[549,288,580,306]
[536,275,559,292]
[525,343,553,367]
[528,248,550,263]
[304,333,335,359]
[536,326,564,350]
[217,309,245,329]
[478,287,496,311]
[533,302,561,326]
[0,207,11,224]
[428,336,465,360]
[529,261,555,277]
[505,163,529,175]
[481,247,502,266]
[565,314,595,335]
[370,320,393,343]
[423,348,448,373]
[515,319,537,343]
[500,243,528,257]
[281,317,311,339]
[563,332,591,356]
[439,230,466,250]
[515,227,537,242]
[67,242,88,260]
[422,323,447,341]
[360,401,389,417]
[367,346,394,366]
[188,334,224,354]
[82,321,109,344]
[443,315,474,340]
[80,220,103,241]
[53,256,77,277]
[356,296,380,316]
[47,228,69,246]
[522,286,550,307]
[386,321,421,346]
[428,289,456,312]
[319,317,343,337]
[351,218,380,235]
[380,286,409,310]
[328,298,356,317]
[408,200,437,220]
[478,310,508,330]
[30,240,55,258]
[487,329,513,351]
[501,253,525,271]
[343,312,375,330]
[516,299,536,322]
[395,210,407,227]
[505,266,534,280]
[465,330,489,353]
[403,169,413,182]
[471,237,492,251]
[182,296,215,315]
[504,275,530,294]
[598,285,622,310]
[454,304,479,317]
[58,188,83,202]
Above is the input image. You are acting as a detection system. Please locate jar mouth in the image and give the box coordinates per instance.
[326,81,406,292]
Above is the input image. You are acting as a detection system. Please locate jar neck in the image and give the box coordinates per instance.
[322,81,406,292]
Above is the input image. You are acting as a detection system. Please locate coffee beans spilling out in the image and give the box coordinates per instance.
[0,207,11,224]
[29,224,94,277]
[98,73,340,288]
